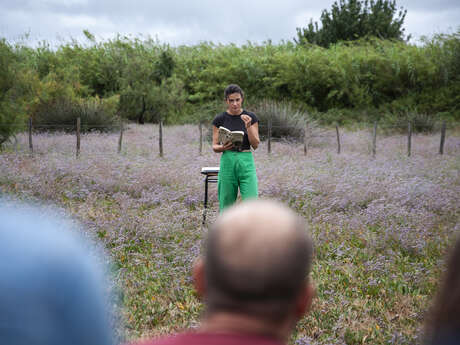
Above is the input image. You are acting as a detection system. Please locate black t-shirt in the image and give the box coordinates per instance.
[212,110,259,151]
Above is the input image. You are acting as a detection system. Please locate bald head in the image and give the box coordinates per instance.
[204,200,313,321]
[214,200,308,275]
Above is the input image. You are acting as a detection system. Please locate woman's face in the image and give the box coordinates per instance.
[226,92,243,115]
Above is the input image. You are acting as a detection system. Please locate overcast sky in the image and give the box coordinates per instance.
[1,0,459,46]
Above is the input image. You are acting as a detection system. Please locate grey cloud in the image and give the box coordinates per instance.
[0,0,458,46]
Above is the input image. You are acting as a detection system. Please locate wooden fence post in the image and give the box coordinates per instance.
[118,119,124,154]
[439,121,446,155]
[199,122,203,155]
[28,117,33,154]
[372,121,377,158]
[336,124,341,154]
[76,117,81,158]
[407,122,412,157]
[159,119,163,157]
[304,122,308,156]
[267,118,272,154]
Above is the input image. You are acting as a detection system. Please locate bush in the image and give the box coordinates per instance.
[0,98,25,147]
[0,39,26,147]
[380,110,439,133]
[80,96,119,131]
[311,108,374,126]
[186,100,223,125]
[119,76,187,125]
[33,96,118,132]
[249,99,315,141]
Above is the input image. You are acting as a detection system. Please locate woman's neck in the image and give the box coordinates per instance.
[227,109,243,116]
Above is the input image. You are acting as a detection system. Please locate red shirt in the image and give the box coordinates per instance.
[135,332,285,345]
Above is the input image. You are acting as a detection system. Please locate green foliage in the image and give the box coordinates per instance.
[378,110,438,133]
[33,95,118,132]
[33,41,60,79]
[312,108,372,126]
[0,39,27,147]
[175,37,460,119]
[296,0,408,48]
[2,29,460,128]
[146,76,188,124]
[117,44,160,124]
[344,327,366,345]
[177,100,221,125]
[79,96,119,131]
[153,49,175,84]
[119,72,187,125]
[117,44,183,124]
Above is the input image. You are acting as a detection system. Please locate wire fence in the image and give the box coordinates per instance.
[1,117,459,158]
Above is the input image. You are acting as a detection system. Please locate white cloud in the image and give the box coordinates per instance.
[44,0,88,6]
[294,10,322,28]
[405,9,459,40]
[57,14,114,30]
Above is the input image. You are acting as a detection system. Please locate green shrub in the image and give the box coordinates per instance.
[0,39,26,147]
[311,108,374,126]
[119,75,187,125]
[0,98,25,147]
[33,96,118,132]
[409,112,438,132]
[4,31,460,128]
[415,85,460,120]
[379,110,439,133]
[186,100,223,125]
[80,96,119,131]
[249,99,314,141]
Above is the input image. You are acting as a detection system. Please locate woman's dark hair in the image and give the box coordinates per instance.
[224,84,244,100]
[424,237,460,343]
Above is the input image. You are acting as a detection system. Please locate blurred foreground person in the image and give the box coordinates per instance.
[424,237,460,345]
[0,202,114,345]
[135,199,314,345]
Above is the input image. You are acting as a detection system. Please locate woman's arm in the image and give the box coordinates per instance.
[247,122,260,150]
[212,125,233,153]
[241,115,260,150]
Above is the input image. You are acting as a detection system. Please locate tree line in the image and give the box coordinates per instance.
[1,6,459,147]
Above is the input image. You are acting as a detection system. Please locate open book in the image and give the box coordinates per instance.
[218,126,244,149]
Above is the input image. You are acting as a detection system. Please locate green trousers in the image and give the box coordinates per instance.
[218,151,258,212]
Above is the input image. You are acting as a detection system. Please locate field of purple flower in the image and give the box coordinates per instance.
[1,124,459,344]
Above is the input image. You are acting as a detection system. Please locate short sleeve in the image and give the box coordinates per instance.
[248,111,258,125]
[212,113,224,128]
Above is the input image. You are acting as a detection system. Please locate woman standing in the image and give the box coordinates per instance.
[212,84,260,211]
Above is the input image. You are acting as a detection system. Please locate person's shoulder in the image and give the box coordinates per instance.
[212,112,227,126]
